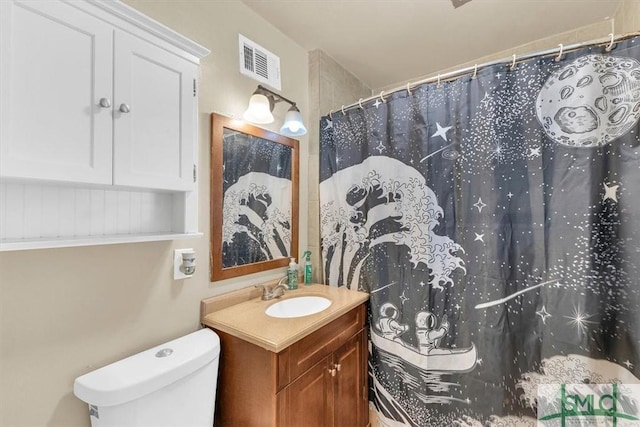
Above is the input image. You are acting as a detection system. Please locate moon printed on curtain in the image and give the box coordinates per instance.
[222,129,292,268]
[320,37,640,426]
[536,54,640,147]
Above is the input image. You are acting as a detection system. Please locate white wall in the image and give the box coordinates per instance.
[0,1,308,426]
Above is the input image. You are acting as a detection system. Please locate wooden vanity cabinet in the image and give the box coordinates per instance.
[212,304,368,427]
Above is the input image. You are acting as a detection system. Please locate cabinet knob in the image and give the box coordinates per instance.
[334,363,341,372]
[99,98,111,108]
[329,368,336,377]
[119,103,131,113]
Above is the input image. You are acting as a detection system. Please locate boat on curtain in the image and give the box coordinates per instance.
[370,329,478,372]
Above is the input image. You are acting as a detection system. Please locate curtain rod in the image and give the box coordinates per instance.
[330,31,640,116]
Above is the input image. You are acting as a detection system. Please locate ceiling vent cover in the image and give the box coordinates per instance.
[239,34,281,90]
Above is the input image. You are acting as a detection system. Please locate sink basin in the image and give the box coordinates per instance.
[265,296,332,318]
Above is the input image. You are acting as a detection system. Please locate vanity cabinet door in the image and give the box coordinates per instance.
[332,329,367,427]
[279,356,334,427]
[0,0,113,184]
[113,31,197,191]
[279,328,367,427]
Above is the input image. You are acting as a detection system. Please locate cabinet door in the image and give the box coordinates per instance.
[333,330,367,427]
[281,357,334,427]
[0,0,113,184]
[113,31,196,191]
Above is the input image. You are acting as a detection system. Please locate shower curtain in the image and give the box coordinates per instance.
[319,36,640,426]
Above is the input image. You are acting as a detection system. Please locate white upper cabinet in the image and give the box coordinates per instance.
[113,31,196,191]
[0,0,210,250]
[0,0,114,184]
[0,0,205,191]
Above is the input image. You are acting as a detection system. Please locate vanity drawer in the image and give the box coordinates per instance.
[277,304,365,390]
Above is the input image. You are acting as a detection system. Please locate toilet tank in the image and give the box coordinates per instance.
[74,329,220,427]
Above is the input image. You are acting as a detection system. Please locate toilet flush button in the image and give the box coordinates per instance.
[155,348,173,358]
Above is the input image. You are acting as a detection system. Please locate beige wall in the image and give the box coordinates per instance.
[377,4,639,93]
[615,0,640,33]
[307,50,371,282]
[0,2,308,426]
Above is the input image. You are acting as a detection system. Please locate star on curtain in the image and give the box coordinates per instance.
[431,122,452,141]
[603,182,619,202]
[474,197,487,212]
[536,306,551,325]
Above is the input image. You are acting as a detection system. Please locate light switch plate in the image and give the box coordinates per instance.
[174,248,194,280]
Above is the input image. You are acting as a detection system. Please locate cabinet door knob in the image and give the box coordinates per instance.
[99,98,111,108]
[334,363,341,372]
[329,368,336,377]
[119,103,131,113]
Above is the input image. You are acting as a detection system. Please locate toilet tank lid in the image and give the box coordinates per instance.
[73,328,220,407]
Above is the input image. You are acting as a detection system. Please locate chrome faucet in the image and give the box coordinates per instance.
[256,276,289,301]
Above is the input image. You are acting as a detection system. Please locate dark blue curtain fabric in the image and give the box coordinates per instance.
[319,37,640,426]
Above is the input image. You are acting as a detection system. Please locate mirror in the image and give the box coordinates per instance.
[210,113,299,281]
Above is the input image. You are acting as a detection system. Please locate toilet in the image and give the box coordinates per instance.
[74,329,220,427]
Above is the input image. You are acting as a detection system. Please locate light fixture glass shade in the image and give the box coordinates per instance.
[243,93,274,124]
[280,107,307,136]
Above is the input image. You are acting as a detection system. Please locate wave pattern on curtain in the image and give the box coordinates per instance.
[319,37,640,426]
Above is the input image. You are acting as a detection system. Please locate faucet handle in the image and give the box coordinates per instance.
[256,284,280,300]
[254,284,270,297]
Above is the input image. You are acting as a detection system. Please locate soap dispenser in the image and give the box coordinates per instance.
[287,257,298,290]
[303,250,312,285]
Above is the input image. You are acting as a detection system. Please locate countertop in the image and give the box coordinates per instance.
[201,284,369,353]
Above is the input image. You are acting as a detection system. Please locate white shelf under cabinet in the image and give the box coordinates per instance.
[1,232,203,252]
[0,181,201,251]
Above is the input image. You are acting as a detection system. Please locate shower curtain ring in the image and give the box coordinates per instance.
[555,44,563,62]
[437,74,441,87]
[606,32,615,52]
[358,98,364,109]
[472,64,478,79]
[510,54,517,71]
[406,82,412,95]
[341,105,346,115]
[329,110,333,120]
[379,91,386,103]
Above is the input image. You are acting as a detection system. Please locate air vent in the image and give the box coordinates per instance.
[239,34,281,90]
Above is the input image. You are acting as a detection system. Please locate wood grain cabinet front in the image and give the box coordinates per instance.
[211,304,369,427]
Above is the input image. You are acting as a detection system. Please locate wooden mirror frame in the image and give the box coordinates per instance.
[210,113,299,281]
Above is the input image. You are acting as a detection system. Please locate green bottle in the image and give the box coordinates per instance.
[303,250,312,285]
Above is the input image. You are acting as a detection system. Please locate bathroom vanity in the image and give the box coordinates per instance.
[201,284,369,427]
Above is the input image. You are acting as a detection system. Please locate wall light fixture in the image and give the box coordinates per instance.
[243,85,307,137]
